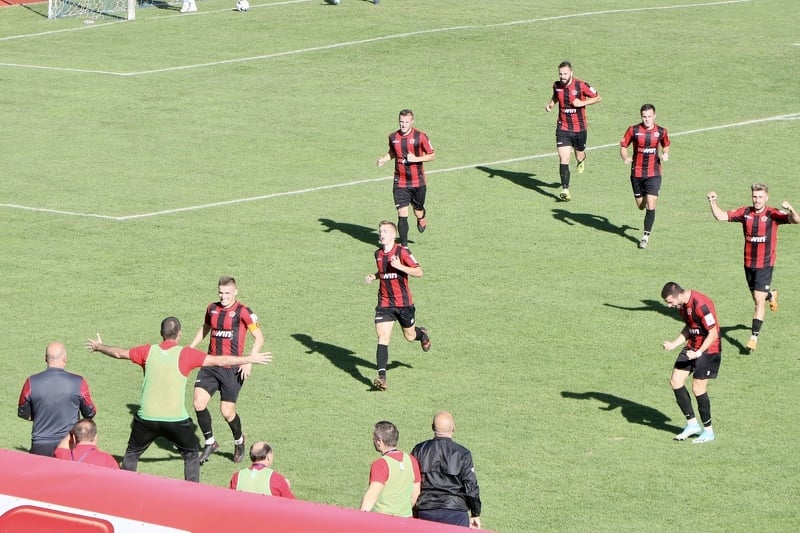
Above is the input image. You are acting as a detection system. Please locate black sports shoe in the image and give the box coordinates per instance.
[419,327,431,352]
[234,436,246,464]
[199,440,219,464]
[417,217,427,233]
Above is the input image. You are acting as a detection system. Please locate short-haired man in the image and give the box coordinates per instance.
[661,282,721,443]
[620,103,670,249]
[411,411,482,528]
[87,316,272,482]
[191,276,265,464]
[229,441,295,498]
[707,185,799,351]
[545,61,602,201]
[360,421,421,517]
[365,221,431,391]
[376,109,436,247]
[55,419,119,469]
[18,342,97,457]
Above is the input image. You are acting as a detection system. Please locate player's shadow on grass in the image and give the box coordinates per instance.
[319,218,381,248]
[561,391,682,434]
[292,333,412,390]
[123,404,191,461]
[476,166,561,201]
[552,209,640,244]
[604,300,752,354]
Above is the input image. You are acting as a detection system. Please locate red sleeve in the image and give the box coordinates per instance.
[727,207,746,222]
[420,132,434,155]
[399,247,420,268]
[661,127,670,147]
[271,473,296,499]
[369,458,389,484]
[128,344,151,368]
[620,126,634,147]
[18,378,31,407]
[178,346,209,376]
[54,449,70,461]
[79,378,97,418]
[770,207,791,223]
[229,472,239,490]
[410,454,421,483]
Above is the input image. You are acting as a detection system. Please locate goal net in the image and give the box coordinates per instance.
[48,0,136,20]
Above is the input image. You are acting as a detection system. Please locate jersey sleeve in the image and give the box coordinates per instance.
[727,206,746,222]
[128,344,151,368]
[17,378,32,420]
[368,458,390,484]
[620,126,634,147]
[660,127,670,147]
[79,378,97,418]
[178,346,210,376]
[420,132,434,155]
[271,473,296,499]
[399,247,420,268]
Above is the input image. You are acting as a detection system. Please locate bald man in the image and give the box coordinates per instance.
[18,342,97,456]
[229,441,295,498]
[411,412,482,528]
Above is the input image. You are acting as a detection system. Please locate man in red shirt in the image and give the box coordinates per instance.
[360,421,420,517]
[545,61,601,201]
[54,419,119,469]
[620,104,670,249]
[229,441,295,498]
[707,185,799,351]
[86,316,272,482]
[376,109,436,248]
[190,276,265,465]
[661,282,722,444]
[365,221,430,391]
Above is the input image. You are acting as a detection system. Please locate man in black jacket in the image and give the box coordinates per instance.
[411,411,481,528]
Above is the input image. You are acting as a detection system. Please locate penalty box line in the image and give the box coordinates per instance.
[2,112,797,221]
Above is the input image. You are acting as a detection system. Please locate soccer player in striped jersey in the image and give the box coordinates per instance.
[620,104,671,249]
[707,185,799,351]
[376,109,436,248]
[661,282,722,443]
[365,221,430,391]
[191,276,265,464]
[545,61,602,201]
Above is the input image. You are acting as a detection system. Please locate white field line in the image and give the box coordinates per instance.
[0,0,750,76]
[2,112,797,221]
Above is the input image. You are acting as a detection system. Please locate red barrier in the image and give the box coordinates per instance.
[0,449,485,533]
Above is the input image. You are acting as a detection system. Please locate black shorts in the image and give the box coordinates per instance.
[393,185,426,211]
[674,347,721,379]
[195,366,244,403]
[556,129,587,152]
[744,266,773,293]
[630,175,661,198]
[374,305,417,329]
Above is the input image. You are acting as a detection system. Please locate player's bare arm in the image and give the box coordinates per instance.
[707,191,728,221]
[189,324,210,349]
[781,201,800,223]
[86,334,131,360]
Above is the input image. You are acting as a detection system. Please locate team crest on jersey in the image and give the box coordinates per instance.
[228,311,237,318]
[761,216,768,222]
[653,131,660,138]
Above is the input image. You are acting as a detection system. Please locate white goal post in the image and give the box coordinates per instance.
[48,0,136,20]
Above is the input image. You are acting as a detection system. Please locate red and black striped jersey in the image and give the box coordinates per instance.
[203,301,260,356]
[388,128,434,188]
[620,123,670,178]
[551,78,599,133]
[375,243,420,307]
[727,206,791,268]
[680,290,721,352]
